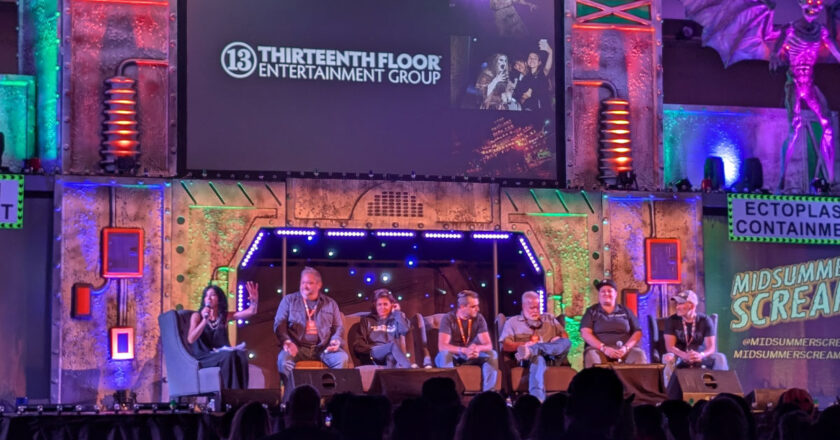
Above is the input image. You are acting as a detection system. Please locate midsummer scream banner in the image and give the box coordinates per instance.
[704,215,840,406]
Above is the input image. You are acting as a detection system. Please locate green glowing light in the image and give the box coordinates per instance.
[188,205,256,210]
[526,213,587,217]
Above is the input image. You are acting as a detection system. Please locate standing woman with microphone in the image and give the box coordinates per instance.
[187,282,259,389]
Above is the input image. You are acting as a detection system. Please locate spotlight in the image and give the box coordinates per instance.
[731,158,763,193]
[615,170,638,190]
[811,177,831,194]
[672,178,692,192]
[703,156,725,191]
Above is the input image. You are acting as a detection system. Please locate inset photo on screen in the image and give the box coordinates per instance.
[451,36,555,112]
[450,112,556,179]
[448,0,555,39]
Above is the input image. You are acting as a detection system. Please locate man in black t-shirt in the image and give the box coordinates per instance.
[580,279,647,367]
[435,290,499,391]
[663,290,728,385]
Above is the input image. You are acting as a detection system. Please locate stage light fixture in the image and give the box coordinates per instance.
[730,158,764,193]
[672,178,692,192]
[703,156,725,191]
[810,177,830,194]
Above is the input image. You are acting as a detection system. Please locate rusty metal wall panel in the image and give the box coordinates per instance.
[53,177,167,404]
[288,179,499,230]
[63,0,173,176]
[169,180,285,313]
[565,0,663,190]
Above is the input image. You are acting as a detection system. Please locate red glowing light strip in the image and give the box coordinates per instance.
[603,99,629,105]
[576,0,651,26]
[105,99,137,105]
[603,129,630,134]
[574,80,605,87]
[603,120,630,125]
[573,24,654,32]
[77,0,168,6]
[602,139,631,144]
[603,110,629,115]
[134,60,169,66]
[105,129,139,135]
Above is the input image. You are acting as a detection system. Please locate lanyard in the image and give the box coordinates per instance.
[456,318,472,346]
[302,296,317,321]
[682,319,694,347]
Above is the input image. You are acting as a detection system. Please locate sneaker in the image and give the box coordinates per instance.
[410,363,419,369]
[516,344,531,362]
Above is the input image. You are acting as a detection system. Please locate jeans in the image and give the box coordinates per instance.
[276,344,349,389]
[435,349,499,392]
[370,342,412,368]
[520,338,572,401]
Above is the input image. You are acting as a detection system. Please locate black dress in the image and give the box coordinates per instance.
[190,313,249,389]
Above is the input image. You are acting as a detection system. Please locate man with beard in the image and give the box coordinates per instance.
[499,290,570,401]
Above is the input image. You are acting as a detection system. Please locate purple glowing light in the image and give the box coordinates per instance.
[471,232,512,240]
[240,231,265,268]
[518,237,542,273]
[325,230,367,238]
[424,232,463,239]
[275,228,317,236]
[375,231,416,238]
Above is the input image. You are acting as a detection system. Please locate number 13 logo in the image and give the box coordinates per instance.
[221,42,257,79]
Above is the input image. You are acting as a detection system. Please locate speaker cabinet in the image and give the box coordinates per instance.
[667,369,742,403]
[368,368,464,404]
[745,388,787,412]
[291,368,364,398]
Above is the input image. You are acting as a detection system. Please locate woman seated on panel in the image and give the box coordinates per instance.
[187,282,258,389]
[352,288,412,368]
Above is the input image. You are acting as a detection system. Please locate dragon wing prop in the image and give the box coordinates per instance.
[681,0,780,67]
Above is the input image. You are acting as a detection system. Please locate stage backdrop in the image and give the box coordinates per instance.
[704,195,840,406]
[181,0,559,180]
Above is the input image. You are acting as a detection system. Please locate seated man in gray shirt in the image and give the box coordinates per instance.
[435,290,499,391]
[274,266,349,390]
[499,291,571,401]
[580,279,647,367]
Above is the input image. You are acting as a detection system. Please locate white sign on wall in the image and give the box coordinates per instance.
[728,194,840,245]
[0,174,24,229]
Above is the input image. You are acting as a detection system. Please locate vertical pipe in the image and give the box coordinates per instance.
[281,236,287,297]
[492,241,499,322]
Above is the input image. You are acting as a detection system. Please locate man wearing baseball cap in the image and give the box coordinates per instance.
[663,290,728,385]
[580,279,647,368]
